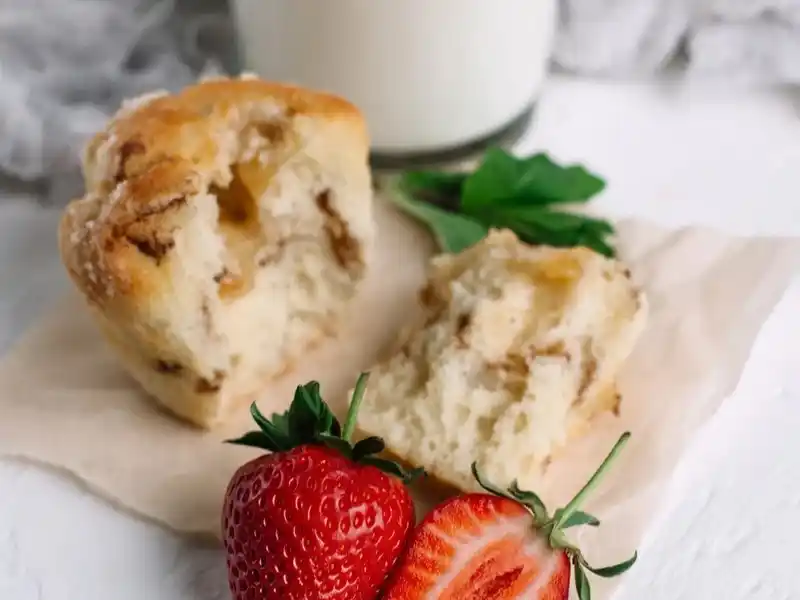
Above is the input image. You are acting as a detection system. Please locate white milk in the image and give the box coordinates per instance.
[231,0,558,157]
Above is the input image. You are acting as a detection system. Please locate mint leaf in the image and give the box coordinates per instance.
[479,206,613,234]
[461,149,606,211]
[580,234,616,258]
[401,170,467,198]
[389,179,488,254]
[387,148,615,258]
[397,170,467,213]
[477,206,616,258]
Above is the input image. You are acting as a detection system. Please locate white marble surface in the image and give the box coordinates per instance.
[1,76,799,599]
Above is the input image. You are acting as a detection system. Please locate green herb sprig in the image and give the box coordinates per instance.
[387,148,616,257]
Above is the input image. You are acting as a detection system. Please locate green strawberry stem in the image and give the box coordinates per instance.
[553,431,630,531]
[470,432,636,600]
[342,372,369,442]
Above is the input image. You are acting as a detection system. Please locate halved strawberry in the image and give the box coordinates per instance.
[381,433,636,600]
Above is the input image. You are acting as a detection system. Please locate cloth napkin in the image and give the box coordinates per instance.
[557,0,800,80]
[1,0,799,196]
[0,0,232,201]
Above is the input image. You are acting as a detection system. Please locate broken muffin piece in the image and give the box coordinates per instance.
[357,230,647,493]
[58,75,374,428]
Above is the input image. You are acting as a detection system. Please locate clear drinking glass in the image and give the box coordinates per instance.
[231,0,558,168]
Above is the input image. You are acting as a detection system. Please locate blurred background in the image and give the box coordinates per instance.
[1,0,799,205]
[0,4,800,600]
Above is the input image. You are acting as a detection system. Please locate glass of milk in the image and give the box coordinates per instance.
[230,0,558,168]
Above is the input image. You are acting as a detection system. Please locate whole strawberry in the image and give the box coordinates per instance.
[222,373,422,600]
[382,433,636,600]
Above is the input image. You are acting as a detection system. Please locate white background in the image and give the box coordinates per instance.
[1,76,799,599]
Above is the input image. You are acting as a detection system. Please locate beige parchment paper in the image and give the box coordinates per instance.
[0,197,798,598]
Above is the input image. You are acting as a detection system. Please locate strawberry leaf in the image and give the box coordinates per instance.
[238,403,292,451]
[509,480,549,524]
[473,466,555,525]
[250,403,275,432]
[471,462,511,498]
[318,404,336,436]
[403,466,427,484]
[361,457,426,484]
[288,382,324,439]
[316,433,353,460]
[352,437,386,461]
[558,510,600,529]
[225,431,282,453]
[573,557,592,600]
[581,552,638,578]
[302,381,329,426]
[268,410,291,436]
